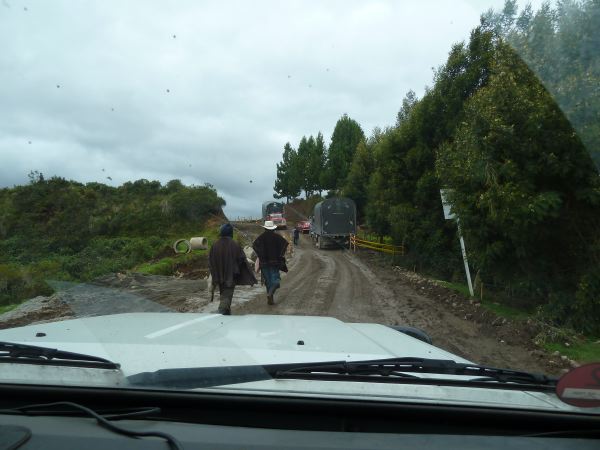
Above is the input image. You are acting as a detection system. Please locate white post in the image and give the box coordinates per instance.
[457,221,474,297]
[440,189,474,297]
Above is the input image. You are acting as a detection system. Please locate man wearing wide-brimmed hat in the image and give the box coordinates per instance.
[252,220,289,305]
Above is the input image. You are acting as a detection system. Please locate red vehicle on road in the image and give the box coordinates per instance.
[296,220,311,234]
[267,213,287,229]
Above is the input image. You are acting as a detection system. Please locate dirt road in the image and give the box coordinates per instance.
[235,228,567,374]
[0,223,571,375]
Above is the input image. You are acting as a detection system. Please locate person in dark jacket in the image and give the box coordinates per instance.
[252,220,288,305]
[209,223,256,315]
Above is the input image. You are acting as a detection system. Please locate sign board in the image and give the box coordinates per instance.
[439,188,473,297]
[440,189,456,220]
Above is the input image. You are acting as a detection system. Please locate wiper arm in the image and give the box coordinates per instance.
[273,357,558,390]
[0,341,120,370]
[128,357,556,391]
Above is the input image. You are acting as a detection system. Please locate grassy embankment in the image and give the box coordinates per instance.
[134,226,220,276]
[0,226,220,310]
[0,177,227,310]
[437,280,600,363]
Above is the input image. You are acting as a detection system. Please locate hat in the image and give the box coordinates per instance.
[262,220,277,230]
[219,223,234,237]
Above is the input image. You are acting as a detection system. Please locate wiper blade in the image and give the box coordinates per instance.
[0,341,120,370]
[128,358,557,391]
[273,357,558,390]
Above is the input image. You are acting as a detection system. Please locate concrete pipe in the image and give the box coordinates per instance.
[173,239,191,254]
[190,237,208,250]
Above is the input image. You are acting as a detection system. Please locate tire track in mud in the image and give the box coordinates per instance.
[234,231,555,373]
[328,251,407,324]
[236,238,338,315]
[236,235,395,321]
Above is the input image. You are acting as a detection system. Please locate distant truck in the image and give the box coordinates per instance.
[262,201,287,229]
[310,197,356,249]
[262,201,284,219]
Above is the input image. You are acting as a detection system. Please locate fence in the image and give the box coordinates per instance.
[232,217,262,223]
[349,234,404,256]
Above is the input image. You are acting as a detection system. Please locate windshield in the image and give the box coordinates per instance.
[0,0,599,415]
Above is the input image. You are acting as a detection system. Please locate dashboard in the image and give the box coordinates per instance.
[0,384,598,449]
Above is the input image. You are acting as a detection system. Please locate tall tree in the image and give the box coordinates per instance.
[396,90,418,126]
[342,139,373,220]
[302,133,326,197]
[323,114,365,192]
[273,142,301,202]
[436,41,600,331]
[295,136,311,197]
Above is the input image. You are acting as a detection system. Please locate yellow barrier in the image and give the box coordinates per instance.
[349,234,404,256]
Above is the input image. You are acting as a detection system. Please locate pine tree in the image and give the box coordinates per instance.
[273,143,301,202]
[323,114,365,192]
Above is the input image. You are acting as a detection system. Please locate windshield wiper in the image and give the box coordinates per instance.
[0,341,120,370]
[128,357,557,391]
[273,357,558,391]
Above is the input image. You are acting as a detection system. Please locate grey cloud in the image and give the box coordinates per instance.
[0,0,516,218]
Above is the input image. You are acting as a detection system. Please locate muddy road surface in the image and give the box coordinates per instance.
[1,222,571,375]
[235,228,569,375]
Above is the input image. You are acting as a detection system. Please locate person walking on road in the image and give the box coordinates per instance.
[293,227,300,246]
[209,223,256,315]
[253,220,288,305]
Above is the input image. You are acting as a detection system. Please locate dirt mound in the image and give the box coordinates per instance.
[284,197,323,222]
[0,296,74,330]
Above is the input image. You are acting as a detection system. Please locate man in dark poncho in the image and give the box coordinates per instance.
[252,220,288,305]
[209,223,256,315]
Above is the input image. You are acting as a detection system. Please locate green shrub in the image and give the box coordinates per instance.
[0,263,54,306]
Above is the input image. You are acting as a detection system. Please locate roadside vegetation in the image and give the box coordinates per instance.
[437,278,599,363]
[274,1,600,336]
[0,176,225,307]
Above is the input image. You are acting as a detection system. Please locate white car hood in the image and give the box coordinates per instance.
[0,313,594,414]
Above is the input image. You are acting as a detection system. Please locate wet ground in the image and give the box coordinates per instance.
[235,232,573,374]
[0,224,573,375]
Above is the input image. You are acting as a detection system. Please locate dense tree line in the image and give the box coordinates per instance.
[0,175,225,305]
[273,115,364,201]
[273,0,600,333]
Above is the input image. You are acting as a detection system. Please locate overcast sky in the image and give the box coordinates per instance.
[0,0,545,218]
